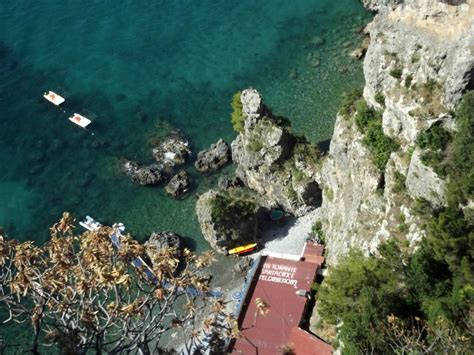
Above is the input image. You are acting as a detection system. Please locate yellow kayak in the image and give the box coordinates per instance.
[228,243,257,255]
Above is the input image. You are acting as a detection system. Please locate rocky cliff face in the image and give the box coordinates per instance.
[322,0,473,264]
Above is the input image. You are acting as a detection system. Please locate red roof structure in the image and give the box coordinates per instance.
[231,242,331,354]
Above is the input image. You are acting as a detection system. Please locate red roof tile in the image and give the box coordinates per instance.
[232,253,331,355]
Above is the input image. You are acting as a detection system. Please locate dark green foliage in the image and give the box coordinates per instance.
[392,171,406,193]
[446,91,474,205]
[416,124,451,151]
[423,78,438,94]
[389,67,403,79]
[412,197,432,216]
[374,92,385,107]
[210,192,256,223]
[311,221,326,244]
[354,99,380,131]
[339,88,363,118]
[405,74,413,88]
[230,91,244,132]
[362,121,399,171]
[355,99,399,170]
[417,124,452,177]
[318,241,417,353]
[420,150,448,177]
[411,52,421,63]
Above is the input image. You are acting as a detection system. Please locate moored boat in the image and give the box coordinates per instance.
[228,243,258,255]
[79,216,102,231]
[69,113,92,128]
[43,91,65,106]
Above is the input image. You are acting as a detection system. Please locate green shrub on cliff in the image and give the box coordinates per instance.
[354,99,380,130]
[339,88,363,118]
[210,191,256,223]
[374,92,385,107]
[389,66,403,79]
[363,122,399,171]
[416,124,452,177]
[355,99,399,171]
[416,124,451,151]
[231,91,244,132]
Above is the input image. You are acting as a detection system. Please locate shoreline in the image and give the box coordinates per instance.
[168,207,320,352]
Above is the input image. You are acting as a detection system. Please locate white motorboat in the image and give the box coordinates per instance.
[69,113,92,128]
[79,216,102,231]
[43,91,65,106]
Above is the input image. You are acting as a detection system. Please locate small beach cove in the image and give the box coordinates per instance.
[0,0,371,251]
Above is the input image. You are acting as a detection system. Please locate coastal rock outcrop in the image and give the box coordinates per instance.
[152,131,191,168]
[320,0,474,264]
[195,139,231,173]
[145,232,184,257]
[165,170,191,197]
[196,189,258,254]
[122,160,163,185]
[231,89,322,216]
[217,175,244,190]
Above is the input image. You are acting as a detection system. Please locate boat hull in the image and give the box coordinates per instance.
[69,113,91,128]
[43,91,65,106]
[228,243,257,255]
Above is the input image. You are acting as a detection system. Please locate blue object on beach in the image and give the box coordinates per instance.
[270,209,284,221]
[232,291,243,300]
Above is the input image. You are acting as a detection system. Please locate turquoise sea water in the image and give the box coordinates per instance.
[0,0,371,248]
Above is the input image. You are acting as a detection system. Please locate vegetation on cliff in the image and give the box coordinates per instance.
[318,92,474,353]
[210,190,257,223]
[354,99,399,171]
[231,91,244,133]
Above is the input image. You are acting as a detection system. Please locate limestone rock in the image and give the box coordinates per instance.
[146,232,184,256]
[196,190,258,254]
[195,139,231,173]
[218,175,244,190]
[241,88,262,124]
[152,131,191,168]
[122,160,164,185]
[406,149,447,208]
[320,0,473,264]
[231,89,322,216]
[350,47,366,60]
[165,170,191,197]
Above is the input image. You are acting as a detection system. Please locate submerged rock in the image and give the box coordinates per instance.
[350,47,366,60]
[195,139,231,173]
[122,159,164,185]
[165,170,191,197]
[310,35,325,47]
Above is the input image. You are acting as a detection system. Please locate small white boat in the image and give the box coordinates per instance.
[43,91,65,106]
[69,113,91,128]
[79,216,102,231]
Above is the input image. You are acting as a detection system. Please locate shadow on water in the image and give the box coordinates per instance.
[318,139,331,154]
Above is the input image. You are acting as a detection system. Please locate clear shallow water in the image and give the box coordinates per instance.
[0,0,371,248]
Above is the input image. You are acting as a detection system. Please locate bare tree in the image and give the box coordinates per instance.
[381,312,473,354]
[0,213,235,354]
